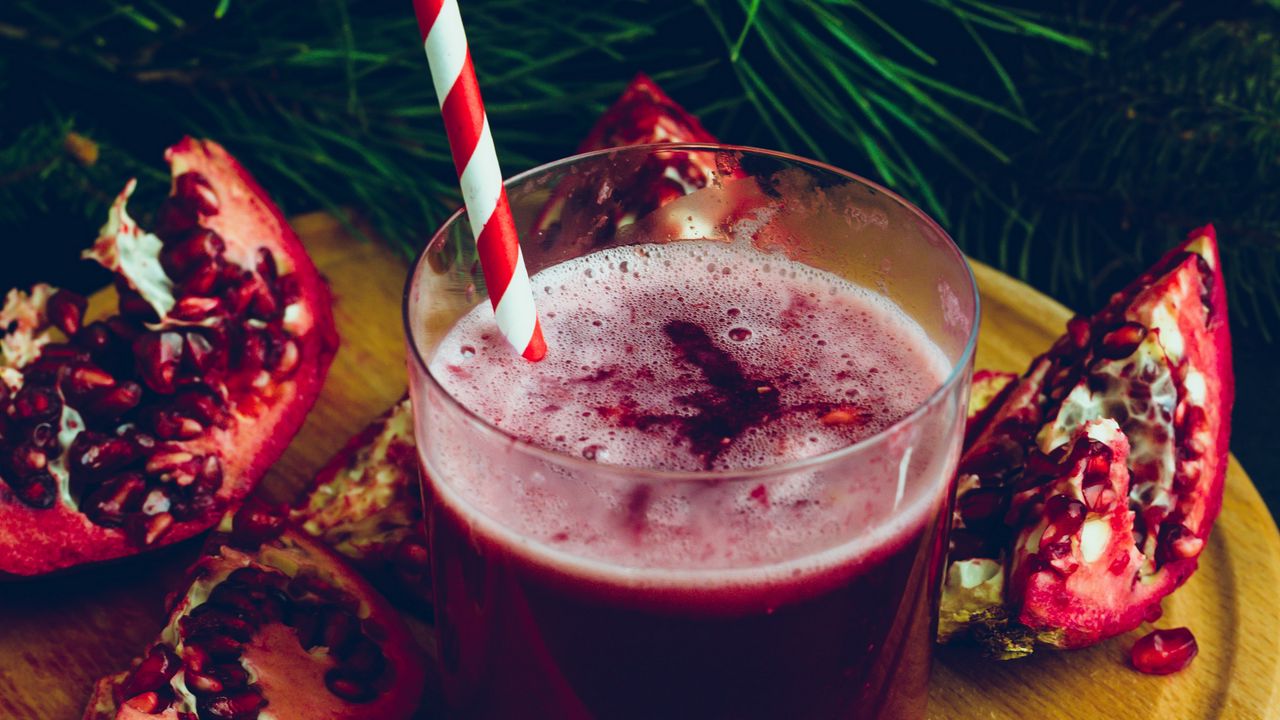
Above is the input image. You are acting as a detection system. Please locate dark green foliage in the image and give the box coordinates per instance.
[0,0,1276,342]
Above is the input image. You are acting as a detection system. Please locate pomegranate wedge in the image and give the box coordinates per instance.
[0,138,338,576]
[292,399,430,610]
[940,225,1233,657]
[83,504,426,719]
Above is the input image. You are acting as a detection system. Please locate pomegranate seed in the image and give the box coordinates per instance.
[1041,494,1086,546]
[184,667,225,695]
[229,500,287,549]
[1155,523,1201,566]
[82,473,146,527]
[116,644,181,701]
[198,455,223,489]
[1098,322,1148,360]
[1041,538,1080,575]
[285,604,324,648]
[181,331,223,376]
[134,331,185,394]
[183,605,255,642]
[269,338,300,376]
[68,433,137,475]
[161,229,226,282]
[47,290,88,336]
[122,692,166,713]
[61,364,116,398]
[341,638,388,679]
[152,410,206,441]
[170,296,224,322]
[198,690,265,719]
[1131,627,1198,675]
[392,539,430,574]
[153,197,200,238]
[255,247,279,285]
[10,472,57,509]
[320,607,360,656]
[174,172,221,215]
[118,286,159,322]
[184,631,243,662]
[11,385,61,423]
[957,487,1007,527]
[85,381,143,418]
[235,328,268,374]
[74,321,114,354]
[171,387,229,427]
[10,443,48,476]
[325,668,377,703]
[146,450,195,475]
[1066,315,1090,350]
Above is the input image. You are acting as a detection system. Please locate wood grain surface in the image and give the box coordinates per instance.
[0,212,1276,719]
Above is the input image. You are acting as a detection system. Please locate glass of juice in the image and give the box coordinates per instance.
[404,144,978,719]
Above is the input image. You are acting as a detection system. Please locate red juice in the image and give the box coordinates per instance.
[422,241,956,719]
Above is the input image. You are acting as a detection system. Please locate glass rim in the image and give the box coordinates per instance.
[403,142,981,482]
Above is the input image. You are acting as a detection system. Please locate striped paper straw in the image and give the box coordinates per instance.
[413,0,547,361]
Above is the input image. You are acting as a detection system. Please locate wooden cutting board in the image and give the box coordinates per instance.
[1,212,1276,720]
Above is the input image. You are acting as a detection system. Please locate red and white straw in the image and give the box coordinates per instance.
[413,0,547,361]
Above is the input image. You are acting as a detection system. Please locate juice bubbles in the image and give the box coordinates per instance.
[417,241,960,719]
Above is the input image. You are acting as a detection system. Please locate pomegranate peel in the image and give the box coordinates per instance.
[533,73,743,244]
[291,399,431,610]
[84,504,426,720]
[0,138,338,577]
[941,225,1233,656]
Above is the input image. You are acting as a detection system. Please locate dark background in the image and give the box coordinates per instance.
[0,0,1275,511]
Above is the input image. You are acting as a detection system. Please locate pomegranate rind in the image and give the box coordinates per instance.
[0,138,339,577]
[83,524,426,720]
[940,225,1234,656]
[577,72,719,152]
[291,399,431,607]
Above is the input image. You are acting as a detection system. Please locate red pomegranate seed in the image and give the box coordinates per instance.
[1066,315,1090,350]
[122,691,165,712]
[116,644,181,702]
[10,443,48,476]
[325,668,377,703]
[74,321,114,354]
[12,472,57,509]
[161,229,226,282]
[174,172,221,215]
[82,474,147,527]
[957,487,1007,527]
[11,385,61,423]
[61,364,116,398]
[170,296,224,322]
[47,290,88,336]
[134,331,185,394]
[1131,627,1198,675]
[1098,322,1148,360]
[85,381,143,418]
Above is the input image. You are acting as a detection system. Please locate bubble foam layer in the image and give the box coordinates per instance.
[431,241,949,472]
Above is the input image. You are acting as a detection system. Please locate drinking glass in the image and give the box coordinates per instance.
[404,144,979,719]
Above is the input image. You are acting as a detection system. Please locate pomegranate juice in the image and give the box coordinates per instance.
[422,242,955,719]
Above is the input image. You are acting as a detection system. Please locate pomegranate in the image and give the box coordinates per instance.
[83,503,427,719]
[940,225,1233,657]
[0,138,338,576]
[1130,627,1199,675]
[533,72,741,243]
[291,399,430,611]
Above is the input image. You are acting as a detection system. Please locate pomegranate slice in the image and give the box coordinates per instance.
[0,138,338,576]
[1130,626,1199,675]
[291,399,430,610]
[940,225,1233,656]
[533,73,742,244]
[83,503,426,720]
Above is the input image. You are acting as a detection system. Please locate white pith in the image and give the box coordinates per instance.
[84,179,176,320]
